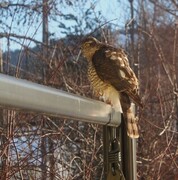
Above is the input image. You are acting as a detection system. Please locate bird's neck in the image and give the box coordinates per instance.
[82,47,100,60]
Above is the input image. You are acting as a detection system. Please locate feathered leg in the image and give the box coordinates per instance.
[120,92,139,138]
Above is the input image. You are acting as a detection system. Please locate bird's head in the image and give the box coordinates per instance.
[81,37,101,60]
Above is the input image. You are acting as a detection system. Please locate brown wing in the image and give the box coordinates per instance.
[92,45,143,107]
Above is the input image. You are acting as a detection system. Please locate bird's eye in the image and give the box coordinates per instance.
[86,41,95,47]
[84,43,90,47]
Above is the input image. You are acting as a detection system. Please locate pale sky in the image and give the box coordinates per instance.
[1,0,133,51]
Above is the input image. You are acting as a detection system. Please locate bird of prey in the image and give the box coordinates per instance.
[81,37,143,138]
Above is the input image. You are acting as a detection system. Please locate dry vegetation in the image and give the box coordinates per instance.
[0,0,177,179]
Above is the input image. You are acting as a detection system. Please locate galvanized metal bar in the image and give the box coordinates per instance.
[120,105,137,180]
[103,125,125,180]
[0,73,121,126]
[103,105,137,180]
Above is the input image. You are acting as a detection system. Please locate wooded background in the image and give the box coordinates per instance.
[0,0,177,179]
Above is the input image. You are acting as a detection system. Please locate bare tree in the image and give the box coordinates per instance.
[0,0,177,179]
[134,0,178,179]
[0,0,107,179]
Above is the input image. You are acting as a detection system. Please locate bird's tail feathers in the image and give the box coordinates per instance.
[125,110,139,138]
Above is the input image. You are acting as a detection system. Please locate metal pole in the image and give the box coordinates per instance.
[103,105,137,180]
[103,118,125,180]
[120,105,137,180]
[0,73,120,127]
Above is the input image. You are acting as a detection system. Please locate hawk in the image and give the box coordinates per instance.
[81,37,143,138]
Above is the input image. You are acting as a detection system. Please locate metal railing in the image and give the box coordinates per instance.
[0,73,137,180]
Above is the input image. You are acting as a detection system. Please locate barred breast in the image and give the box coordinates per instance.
[88,62,122,112]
